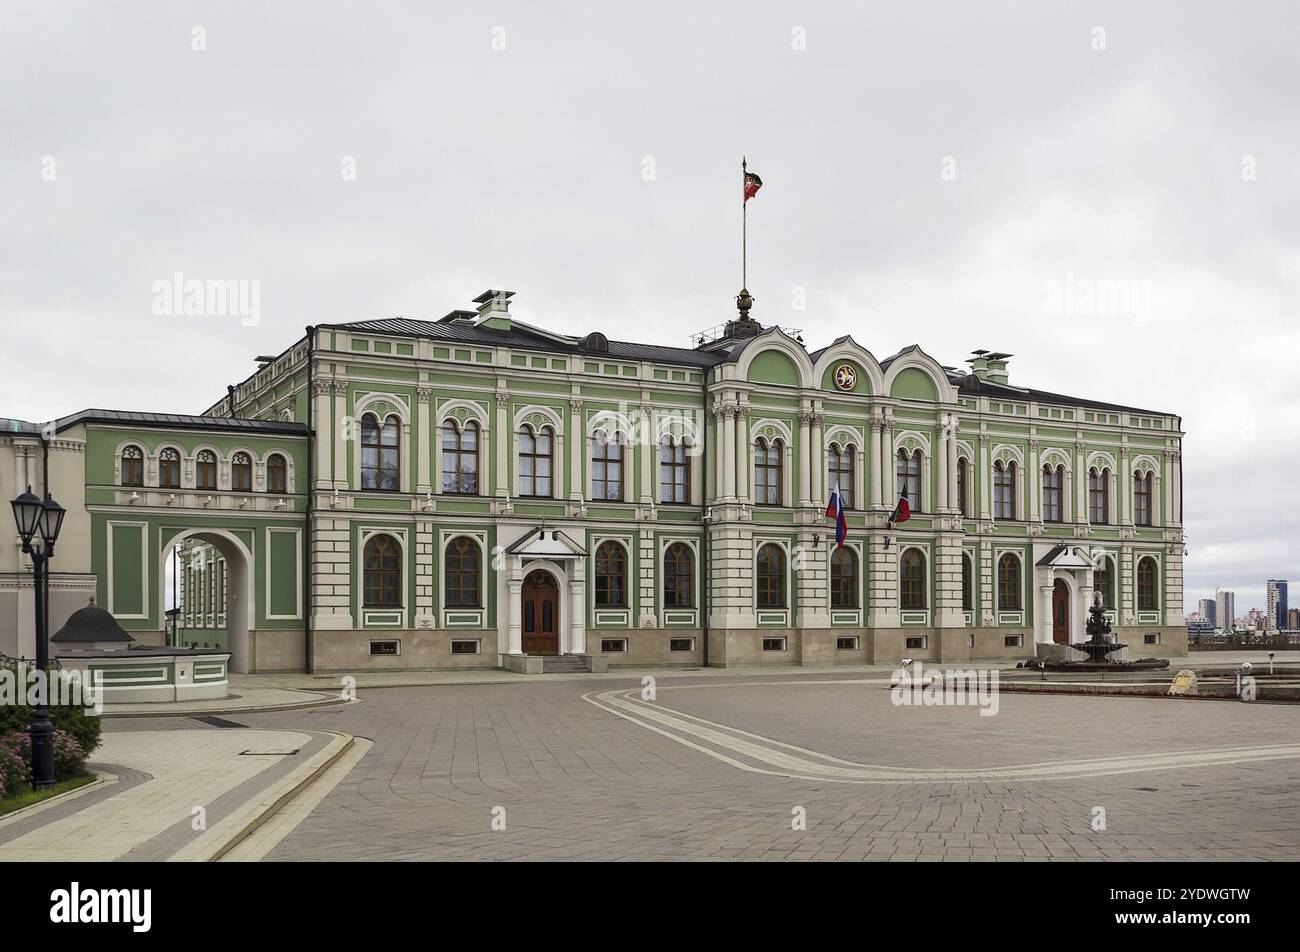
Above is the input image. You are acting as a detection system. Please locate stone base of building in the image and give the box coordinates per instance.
[210,625,1190,674]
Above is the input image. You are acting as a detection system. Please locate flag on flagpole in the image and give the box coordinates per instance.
[743,170,763,202]
[888,486,912,528]
[825,486,848,547]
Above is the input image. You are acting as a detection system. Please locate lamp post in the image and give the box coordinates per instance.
[10,486,66,790]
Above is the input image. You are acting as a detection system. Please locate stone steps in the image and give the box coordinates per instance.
[542,655,590,673]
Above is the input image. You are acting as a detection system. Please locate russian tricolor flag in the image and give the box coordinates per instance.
[825,486,848,547]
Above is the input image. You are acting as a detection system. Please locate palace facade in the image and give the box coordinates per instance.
[1,289,1186,672]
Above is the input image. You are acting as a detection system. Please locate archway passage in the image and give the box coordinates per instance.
[1052,578,1070,644]
[522,569,559,655]
[164,529,253,674]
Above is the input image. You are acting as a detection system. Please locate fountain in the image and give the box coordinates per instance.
[1039,592,1169,671]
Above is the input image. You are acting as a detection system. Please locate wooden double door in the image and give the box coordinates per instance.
[522,569,560,655]
[1052,578,1070,644]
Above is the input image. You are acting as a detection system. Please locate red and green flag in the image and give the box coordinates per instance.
[743,170,763,202]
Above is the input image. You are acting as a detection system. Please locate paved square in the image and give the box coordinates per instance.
[108,674,1300,861]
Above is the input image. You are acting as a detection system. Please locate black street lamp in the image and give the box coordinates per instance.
[10,486,65,790]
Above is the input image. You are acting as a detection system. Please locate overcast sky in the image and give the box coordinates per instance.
[2,1,1296,613]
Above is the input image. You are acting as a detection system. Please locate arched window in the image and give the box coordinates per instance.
[659,436,689,504]
[121,446,144,487]
[900,548,927,610]
[1094,557,1114,610]
[1134,471,1153,526]
[517,424,553,497]
[896,448,922,513]
[956,457,969,517]
[441,420,479,495]
[231,452,253,492]
[196,450,218,490]
[662,542,694,607]
[754,437,783,506]
[828,443,854,509]
[994,460,1016,520]
[997,553,1021,610]
[267,453,287,494]
[1088,467,1109,524]
[591,429,624,501]
[363,534,402,608]
[830,546,858,609]
[159,448,181,488]
[594,540,627,608]
[1042,463,1064,522]
[756,543,787,609]
[444,537,482,608]
[361,413,401,491]
[1137,556,1158,611]
[961,553,973,611]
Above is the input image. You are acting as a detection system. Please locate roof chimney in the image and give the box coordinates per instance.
[966,350,1012,384]
[473,289,514,331]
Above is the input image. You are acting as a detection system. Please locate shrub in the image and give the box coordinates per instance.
[0,660,102,756]
[0,737,29,798]
[0,729,88,789]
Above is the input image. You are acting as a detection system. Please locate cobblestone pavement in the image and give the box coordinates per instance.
[109,674,1300,861]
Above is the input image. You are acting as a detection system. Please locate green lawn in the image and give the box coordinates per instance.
[0,773,96,817]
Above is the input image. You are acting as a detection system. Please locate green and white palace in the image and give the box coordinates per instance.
[1,289,1186,673]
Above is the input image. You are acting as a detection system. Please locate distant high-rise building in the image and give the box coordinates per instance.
[1289,608,1300,631]
[1216,590,1236,630]
[1267,579,1288,631]
[1198,598,1216,626]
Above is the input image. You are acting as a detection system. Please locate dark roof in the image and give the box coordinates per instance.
[328,317,725,369]
[45,409,308,437]
[52,598,135,644]
[952,374,1171,416]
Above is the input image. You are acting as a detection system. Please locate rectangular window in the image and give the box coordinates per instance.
[1004,635,1024,648]
[1134,472,1153,526]
[369,640,400,655]
[601,638,628,653]
[591,433,623,501]
[1144,632,1160,645]
[1042,466,1063,522]
[659,439,689,504]
[905,636,927,650]
[836,636,859,651]
[669,637,695,652]
[762,637,787,651]
[994,463,1016,520]
[450,639,480,654]
[1089,469,1109,524]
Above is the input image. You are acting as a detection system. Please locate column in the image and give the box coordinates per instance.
[332,380,347,490]
[639,404,653,504]
[713,406,726,504]
[1075,441,1087,524]
[978,434,991,520]
[1038,582,1054,645]
[1160,451,1171,526]
[869,418,883,508]
[1027,438,1040,523]
[569,571,586,655]
[507,557,523,654]
[313,380,332,489]
[1171,451,1182,524]
[569,397,584,501]
[735,404,751,504]
[946,423,958,514]
[935,424,949,512]
[1120,448,1131,525]
[416,387,432,494]
[721,404,737,501]
[495,393,510,498]
[809,411,824,506]
[880,417,894,506]
[797,411,812,507]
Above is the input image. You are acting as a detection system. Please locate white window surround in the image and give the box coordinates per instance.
[750,418,794,507]
[357,527,408,625]
[512,404,565,499]
[434,398,491,497]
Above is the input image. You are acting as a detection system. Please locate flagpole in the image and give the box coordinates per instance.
[741,156,747,290]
